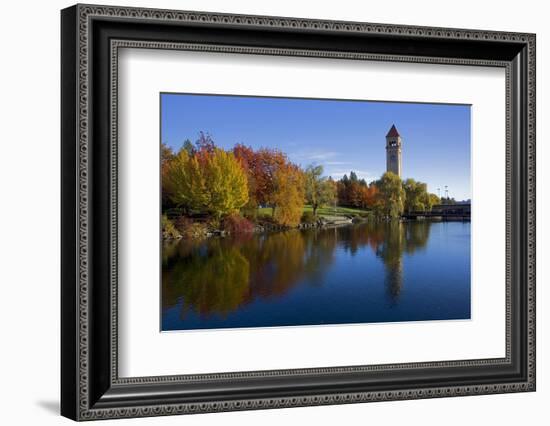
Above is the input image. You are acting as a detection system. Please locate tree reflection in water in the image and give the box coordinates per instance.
[162,221,431,319]
[374,221,431,303]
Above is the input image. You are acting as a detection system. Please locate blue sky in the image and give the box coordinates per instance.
[161,93,471,201]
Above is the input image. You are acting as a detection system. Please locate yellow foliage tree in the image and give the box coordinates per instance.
[272,164,305,226]
[163,148,249,218]
[203,149,249,219]
[163,149,208,211]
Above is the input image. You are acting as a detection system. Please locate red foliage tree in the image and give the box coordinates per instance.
[233,145,288,209]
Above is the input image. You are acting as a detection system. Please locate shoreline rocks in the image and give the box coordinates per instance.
[163,215,368,241]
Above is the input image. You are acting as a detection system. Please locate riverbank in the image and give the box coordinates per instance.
[162,214,363,241]
[162,208,470,241]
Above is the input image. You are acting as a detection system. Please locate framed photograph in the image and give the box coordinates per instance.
[61,4,536,421]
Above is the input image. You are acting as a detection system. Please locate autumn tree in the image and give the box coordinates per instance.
[336,171,373,208]
[233,144,260,213]
[272,163,305,226]
[375,172,405,218]
[163,148,248,219]
[346,171,362,207]
[163,149,207,214]
[347,182,363,207]
[304,165,337,216]
[358,184,379,209]
[161,143,174,165]
[161,143,176,210]
[233,145,289,212]
[337,177,348,206]
[255,148,287,209]
[204,149,249,219]
[367,185,379,205]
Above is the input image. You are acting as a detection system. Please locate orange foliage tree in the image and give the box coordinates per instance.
[336,171,378,209]
[233,144,259,211]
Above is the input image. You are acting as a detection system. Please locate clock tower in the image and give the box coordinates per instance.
[386,124,402,177]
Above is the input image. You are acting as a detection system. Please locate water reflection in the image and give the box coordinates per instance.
[162,221,432,322]
[375,221,431,302]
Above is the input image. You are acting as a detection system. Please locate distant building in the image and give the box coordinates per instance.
[386,124,402,177]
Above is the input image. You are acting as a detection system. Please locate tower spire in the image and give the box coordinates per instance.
[386,124,400,138]
[386,125,402,177]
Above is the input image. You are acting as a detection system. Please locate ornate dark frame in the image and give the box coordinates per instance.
[61,3,536,421]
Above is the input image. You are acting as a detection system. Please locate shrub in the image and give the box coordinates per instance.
[186,222,208,239]
[162,215,181,240]
[301,211,316,224]
[206,216,221,231]
[173,216,208,239]
[222,214,254,234]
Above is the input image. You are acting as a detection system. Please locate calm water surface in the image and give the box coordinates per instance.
[162,221,470,331]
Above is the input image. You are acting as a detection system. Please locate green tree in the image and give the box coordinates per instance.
[427,193,441,211]
[181,139,195,156]
[403,178,428,213]
[376,172,405,218]
[304,165,337,216]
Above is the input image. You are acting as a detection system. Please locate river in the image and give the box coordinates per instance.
[162,221,471,331]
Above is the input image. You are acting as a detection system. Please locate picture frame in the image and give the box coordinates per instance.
[61,3,536,421]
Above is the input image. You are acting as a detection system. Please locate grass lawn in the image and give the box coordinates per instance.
[258,205,369,218]
[258,207,274,217]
